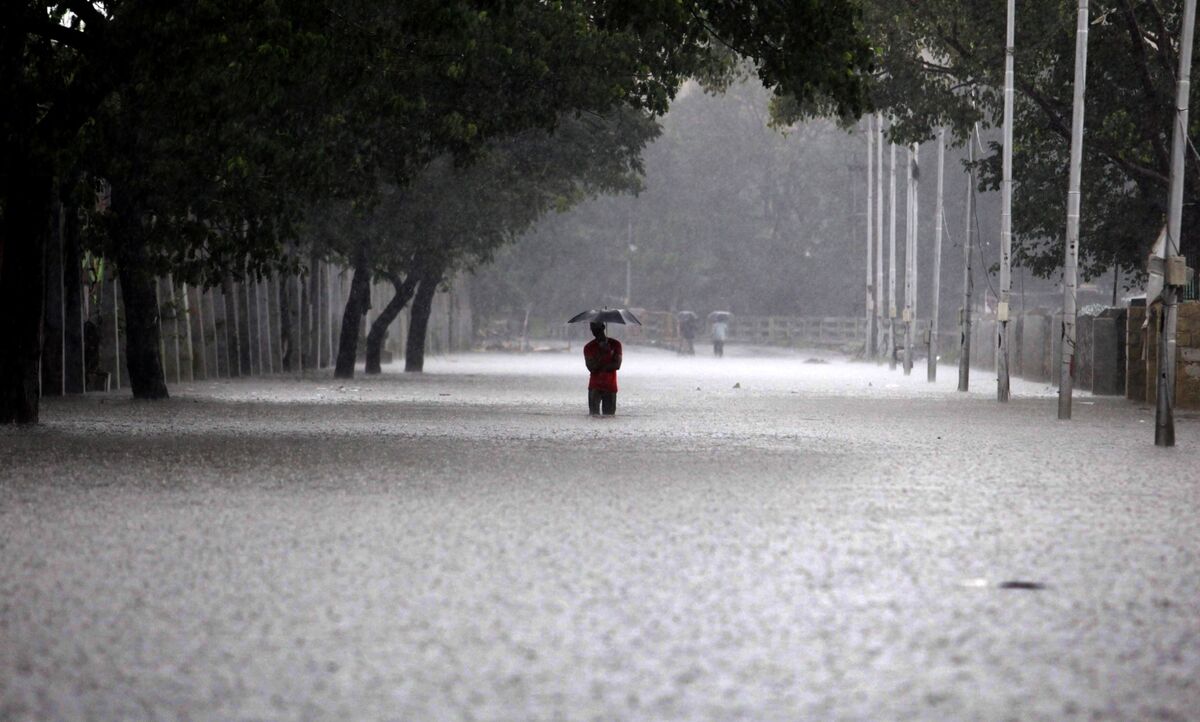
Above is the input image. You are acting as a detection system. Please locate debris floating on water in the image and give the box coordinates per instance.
[997,580,1047,591]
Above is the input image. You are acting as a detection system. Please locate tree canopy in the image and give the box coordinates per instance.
[840,0,1200,280]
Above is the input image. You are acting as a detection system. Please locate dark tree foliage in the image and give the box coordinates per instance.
[836,0,1200,280]
[1,0,874,421]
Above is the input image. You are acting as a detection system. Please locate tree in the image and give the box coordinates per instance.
[833,0,1200,281]
[2,0,876,422]
[321,0,878,376]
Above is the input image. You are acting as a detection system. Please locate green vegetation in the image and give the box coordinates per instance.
[1,0,872,422]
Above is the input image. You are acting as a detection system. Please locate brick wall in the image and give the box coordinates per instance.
[1133,301,1200,409]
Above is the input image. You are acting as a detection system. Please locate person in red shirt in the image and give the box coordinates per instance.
[584,321,622,415]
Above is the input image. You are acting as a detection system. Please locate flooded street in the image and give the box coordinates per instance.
[2,347,1198,721]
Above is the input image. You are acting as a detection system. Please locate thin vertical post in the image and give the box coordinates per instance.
[1059,0,1090,420]
[245,276,259,375]
[929,129,945,382]
[888,142,898,370]
[959,125,976,392]
[259,276,273,374]
[191,284,208,380]
[113,275,122,390]
[1156,0,1197,446]
[167,276,181,384]
[314,259,324,368]
[865,117,876,358]
[875,114,885,361]
[904,144,919,375]
[205,288,220,378]
[998,0,1016,401]
[324,262,334,368]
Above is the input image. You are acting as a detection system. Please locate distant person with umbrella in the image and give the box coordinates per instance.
[568,308,640,416]
[709,311,731,357]
[677,311,697,355]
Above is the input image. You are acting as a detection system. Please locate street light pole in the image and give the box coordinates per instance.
[875,114,885,361]
[998,0,1015,402]
[866,117,876,359]
[904,144,919,376]
[888,141,898,370]
[1156,0,1197,446]
[1059,0,1090,420]
[929,129,945,382]
[958,124,976,392]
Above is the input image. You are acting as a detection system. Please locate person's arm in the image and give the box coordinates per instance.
[585,347,601,373]
[606,342,622,371]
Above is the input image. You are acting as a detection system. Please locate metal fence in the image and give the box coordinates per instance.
[613,313,881,348]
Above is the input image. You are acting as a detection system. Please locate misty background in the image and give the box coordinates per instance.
[472,77,1124,340]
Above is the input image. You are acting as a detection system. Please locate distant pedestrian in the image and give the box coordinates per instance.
[679,312,697,355]
[584,321,622,415]
[711,317,727,357]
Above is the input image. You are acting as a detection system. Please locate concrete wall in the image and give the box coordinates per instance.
[1091,309,1125,396]
[963,308,1125,395]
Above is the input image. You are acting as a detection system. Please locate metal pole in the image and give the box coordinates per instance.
[866,117,876,358]
[888,142,898,370]
[1156,0,1197,446]
[959,124,976,392]
[875,114,885,361]
[998,0,1015,402]
[904,145,918,375]
[1059,0,1090,420]
[929,129,945,382]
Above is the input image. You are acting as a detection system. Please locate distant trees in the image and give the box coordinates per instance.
[1,0,874,422]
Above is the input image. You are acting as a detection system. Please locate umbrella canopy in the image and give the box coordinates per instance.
[708,311,732,322]
[567,308,642,325]
[676,310,697,320]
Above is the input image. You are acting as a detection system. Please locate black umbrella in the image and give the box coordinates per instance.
[567,308,642,325]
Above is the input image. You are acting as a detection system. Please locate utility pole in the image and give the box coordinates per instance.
[929,129,945,382]
[904,144,919,376]
[1156,0,1197,446]
[958,124,976,392]
[1059,0,1090,420]
[888,142,898,370]
[865,117,876,358]
[997,0,1016,402]
[875,114,885,361]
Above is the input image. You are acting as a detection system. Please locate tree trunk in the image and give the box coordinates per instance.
[365,273,418,374]
[334,248,371,379]
[0,168,52,423]
[116,236,169,400]
[405,269,441,373]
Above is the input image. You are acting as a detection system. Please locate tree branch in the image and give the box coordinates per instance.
[907,0,1171,187]
[1017,78,1169,186]
[1118,0,1171,173]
